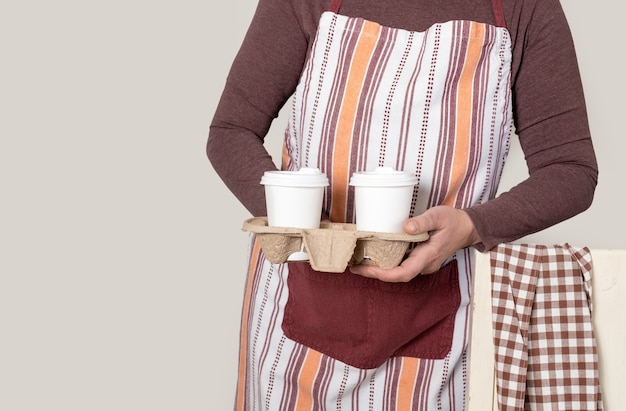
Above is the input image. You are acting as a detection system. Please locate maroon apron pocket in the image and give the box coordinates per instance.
[282,260,461,369]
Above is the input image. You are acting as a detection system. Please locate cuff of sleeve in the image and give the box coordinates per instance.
[463,206,497,252]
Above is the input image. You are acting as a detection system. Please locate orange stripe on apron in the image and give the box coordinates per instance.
[330,20,380,221]
[396,358,420,410]
[235,239,263,411]
[444,22,485,206]
[281,143,290,170]
[294,349,323,410]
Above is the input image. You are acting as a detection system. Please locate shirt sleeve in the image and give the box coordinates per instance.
[207,0,312,216]
[465,0,598,250]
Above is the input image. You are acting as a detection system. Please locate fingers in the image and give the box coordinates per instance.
[349,244,443,282]
[349,263,418,283]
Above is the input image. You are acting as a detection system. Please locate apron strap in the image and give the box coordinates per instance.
[329,0,342,13]
[491,0,507,28]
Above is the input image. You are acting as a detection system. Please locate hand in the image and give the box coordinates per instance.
[349,206,480,282]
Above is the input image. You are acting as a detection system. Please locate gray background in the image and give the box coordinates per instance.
[1,1,623,410]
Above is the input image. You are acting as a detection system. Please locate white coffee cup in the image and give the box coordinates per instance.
[260,168,329,229]
[349,167,418,233]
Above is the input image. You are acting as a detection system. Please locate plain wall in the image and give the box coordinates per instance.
[1,1,623,410]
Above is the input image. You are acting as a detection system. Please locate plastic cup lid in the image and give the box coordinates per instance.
[349,167,418,187]
[260,168,329,187]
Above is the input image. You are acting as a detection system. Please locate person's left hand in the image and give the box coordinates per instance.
[349,205,480,282]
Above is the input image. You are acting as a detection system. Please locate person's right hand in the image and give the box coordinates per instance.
[349,205,480,282]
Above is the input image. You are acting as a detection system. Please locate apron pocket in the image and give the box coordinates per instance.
[282,260,460,369]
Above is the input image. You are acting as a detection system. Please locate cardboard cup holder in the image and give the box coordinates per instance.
[242,217,429,273]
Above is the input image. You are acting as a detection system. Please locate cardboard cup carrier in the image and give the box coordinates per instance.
[245,167,428,272]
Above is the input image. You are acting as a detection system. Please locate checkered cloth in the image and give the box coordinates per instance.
[490,243,604,410]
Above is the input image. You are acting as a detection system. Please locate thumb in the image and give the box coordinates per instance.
[404,207,443,234]
[403,209,437,234]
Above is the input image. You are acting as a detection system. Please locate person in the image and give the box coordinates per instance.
[207,0,598,409]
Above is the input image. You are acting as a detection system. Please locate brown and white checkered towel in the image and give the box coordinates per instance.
[490,243,603,410]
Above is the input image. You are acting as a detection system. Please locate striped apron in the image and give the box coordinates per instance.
[236,0,513,408]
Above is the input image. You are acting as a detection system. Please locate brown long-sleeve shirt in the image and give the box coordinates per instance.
[208,0,598,251]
